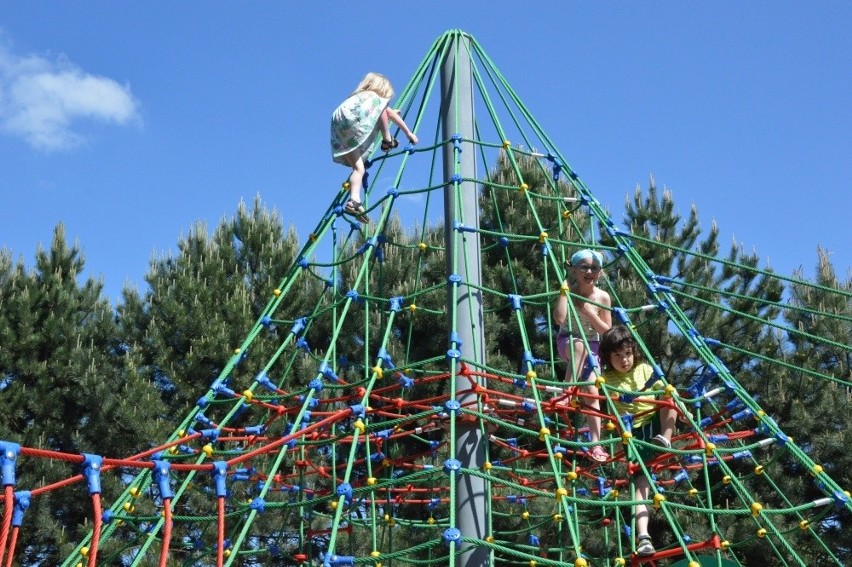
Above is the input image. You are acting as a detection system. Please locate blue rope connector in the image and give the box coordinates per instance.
[349,404,365,418]
[443,459,461,474]
[387,186,399,197]
[446,349,461,361]
[445,400,461,413]
[452,133,462,153]
[12,491,30,527]
[613,307,630,325]
[255,373,276,391]
[325,555,355,567]
[449,331,463,349]
[308,378,323,392]
[297,257,309,269]
[508,294,522,311]
[290,317,307,336]
[498,236,510,248]
[152,460,173,500]
[529,534,540,546]
[81,454,103,495]
[442,527,462,546]
[250,497,266,513]
[389,296,403,312]
[398,374,414,388]
[448,274,462,285]
[336,482,353,504]
[450,173,462,184]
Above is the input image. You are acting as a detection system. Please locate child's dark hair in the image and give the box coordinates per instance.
[598,325,643,370]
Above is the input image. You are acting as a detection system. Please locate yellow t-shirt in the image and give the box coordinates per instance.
[602,363,661,428]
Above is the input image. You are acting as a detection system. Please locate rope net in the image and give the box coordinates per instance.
[2,29,849,567]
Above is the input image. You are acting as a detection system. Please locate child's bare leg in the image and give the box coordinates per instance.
[634,475,651,536]
[660,405,677,441]
[343,155,365,202]
[582,383,602,443]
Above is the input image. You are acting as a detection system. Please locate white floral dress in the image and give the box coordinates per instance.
[330,91,390,165]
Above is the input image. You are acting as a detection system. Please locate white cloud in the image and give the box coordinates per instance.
[0,42,140,151]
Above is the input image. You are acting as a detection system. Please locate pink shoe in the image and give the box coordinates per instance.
[589,445,609,463]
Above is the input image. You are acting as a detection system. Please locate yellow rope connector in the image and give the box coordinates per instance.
[309,233,317,242]
[664,384,676,397]
[653,493,666,509]
[538,231,547,243]
[554,451,563,461]
[688,562,700,567]
[688,488,698,498]
[622,431,633,444]
[560,283,569,295]
[721,540,730,549]
[502,140,511,149]
[574,558,588,567]
[342,181,350,189]
[705,442,716,456]
[556,487,568,499]
[418,242,428,251]
[751,502,763,516]
[80,547,89,558]
[233,348,241,355]
[242,390,253,402]
[606,421,616,431]
[408,303,417,312]
[354,419,365,433]
[552,513,562,523]
[562,210,571,219]
[615,559,626,566]
[129,486,141,498]
[722,475,731,485]
[538,427,550,441]
[521,511,530,520]
[483,461,492,471]
[812,464,823,474]
[567,470,578,481]
[202,444,214,457]
[372,366,383,379]
[519,183,528,194]
[486,535,495,543]
[370,551,381,558]
[755,465,764,475]
[526,370,537,380]
[273,289,281,296]
[757,528,767,538]
[595,376,606,388]
[799,519,810,530]
[367,477,377,486]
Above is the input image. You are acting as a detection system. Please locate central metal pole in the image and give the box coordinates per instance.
[441,31,489,567]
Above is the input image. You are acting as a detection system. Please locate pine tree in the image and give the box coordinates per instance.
[0,224,162,565]
[118,197,309,413]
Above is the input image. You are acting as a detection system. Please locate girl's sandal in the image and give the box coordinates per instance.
[589,445,609,463]
[380,138,399,152]
[344,200,370,224]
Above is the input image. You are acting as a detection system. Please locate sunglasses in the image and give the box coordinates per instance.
[574,264,601,273]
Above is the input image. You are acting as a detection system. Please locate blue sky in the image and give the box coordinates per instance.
[1,2,850,303]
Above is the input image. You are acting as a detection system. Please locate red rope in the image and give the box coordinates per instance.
[158,498,172,567]
[3,527,17,567]
[216,496,225,567]
[88,493,102,567]
[0,486,13,567]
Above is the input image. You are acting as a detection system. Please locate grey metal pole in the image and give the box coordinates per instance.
[440,31,489,567]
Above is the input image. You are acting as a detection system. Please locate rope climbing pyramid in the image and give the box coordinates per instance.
[2,29,849,567]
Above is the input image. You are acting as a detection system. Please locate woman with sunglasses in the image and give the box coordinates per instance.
[552,249,612,462]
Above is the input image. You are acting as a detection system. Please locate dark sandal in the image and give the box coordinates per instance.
[344,200,370,224]
[380,138,399,152]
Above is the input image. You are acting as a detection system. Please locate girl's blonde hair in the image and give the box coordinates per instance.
[352,72,394,99]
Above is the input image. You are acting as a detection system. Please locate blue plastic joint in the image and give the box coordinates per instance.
[152,460,173,500]
[0,442,21,487]
[81,454,103,495]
